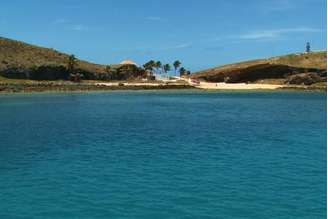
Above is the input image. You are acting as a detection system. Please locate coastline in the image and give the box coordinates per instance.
[194,82,326,91]
[195,82,283,90]
[0,81,194,93]
[0,81,325,93]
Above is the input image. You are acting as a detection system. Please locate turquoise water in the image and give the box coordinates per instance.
[0,90,326,218]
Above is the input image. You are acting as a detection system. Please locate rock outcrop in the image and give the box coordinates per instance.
[285,73,324,85]
[192,52,327,84]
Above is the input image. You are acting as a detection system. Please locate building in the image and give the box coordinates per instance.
[120,60,137,66]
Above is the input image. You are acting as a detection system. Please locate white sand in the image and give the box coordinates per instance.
[95,82,161,87]
[95,81,284,90]
[195,82,283,90]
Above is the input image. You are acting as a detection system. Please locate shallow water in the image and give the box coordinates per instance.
[0,90,326,218]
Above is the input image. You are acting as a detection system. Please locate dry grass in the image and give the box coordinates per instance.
[269,51,327,69]
[192,51,327,78]
[0,37,107,73]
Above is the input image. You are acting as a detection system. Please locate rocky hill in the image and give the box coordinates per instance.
[192,52,327,85]
[0,37,145,80]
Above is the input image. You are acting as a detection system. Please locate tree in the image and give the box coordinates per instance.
[163,63,171,79]
[306,42,311,53]
[163,64,171,73]
[173,60,181,75]
[143,60,156,75]
[105,65,111,73]
[67,54,82,82]
[105,65,113,80]
[155,61,162,74]
[67,54,77,74]
[179,67,186,76]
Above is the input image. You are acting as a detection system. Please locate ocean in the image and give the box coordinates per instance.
[0,90,326,218]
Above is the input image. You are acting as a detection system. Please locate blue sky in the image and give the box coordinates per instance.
[0,0,326,71]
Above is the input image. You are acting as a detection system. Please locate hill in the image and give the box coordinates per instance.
[0,37,145,80]
[191,52,327,85]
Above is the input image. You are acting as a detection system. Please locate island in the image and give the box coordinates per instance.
[0,37,326,92]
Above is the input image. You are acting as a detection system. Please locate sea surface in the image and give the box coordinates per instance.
[0,90,326,218]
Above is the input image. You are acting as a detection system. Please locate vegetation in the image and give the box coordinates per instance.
[179,67,186,76]
[105,65,111,73]
[67,54,83,82]
[0,37,105,77]
[67,54,77,74]
[0,37,146,81]
[163,64,171,73]
[192,51,327,86]
[178,67,191,76]
[0,79,193,93]
[155,61,162,74]
[0,36,325,90]
[143,60,156,74]
[0,37,192,82]
[142,59,190,79]
[173,60,181,75]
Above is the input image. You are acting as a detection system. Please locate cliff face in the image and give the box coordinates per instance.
[0,37,145,80]
[192,52,327,85]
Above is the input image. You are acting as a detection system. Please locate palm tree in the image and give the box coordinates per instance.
[163,64,171,79]
[67,54,81,82]
[155,61,162,74]
[143,60,156,75]
[179,67,186,76]
[163,64,171,73]
[67,54,77,74]
[149,60,156,69]
[173,60,181,76]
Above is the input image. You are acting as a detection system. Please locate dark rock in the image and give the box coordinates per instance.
[285,73,323,85]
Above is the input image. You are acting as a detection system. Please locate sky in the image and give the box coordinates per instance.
[0,0,326,71]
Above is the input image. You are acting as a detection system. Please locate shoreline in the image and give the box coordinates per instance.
[194,82,326,91]
[0,81,325,93]
[0,82,194,93]
[195,82,283,90]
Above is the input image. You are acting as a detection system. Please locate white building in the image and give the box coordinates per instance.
[120,60,138,66]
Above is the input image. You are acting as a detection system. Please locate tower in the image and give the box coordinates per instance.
[306,42,311,53]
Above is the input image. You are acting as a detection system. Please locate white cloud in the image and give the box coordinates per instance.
[167,43,191,49]
[234,27,323,40]
[151,43,192,51]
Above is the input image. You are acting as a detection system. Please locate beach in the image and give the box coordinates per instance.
[194,82,284,90]
[0,79,325,93]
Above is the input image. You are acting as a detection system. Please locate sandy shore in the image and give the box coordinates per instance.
[0,80,324,93]
[96,82,162,87]
[195,82,284,90]
[95,82,191,87]
[0,81,193,93]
